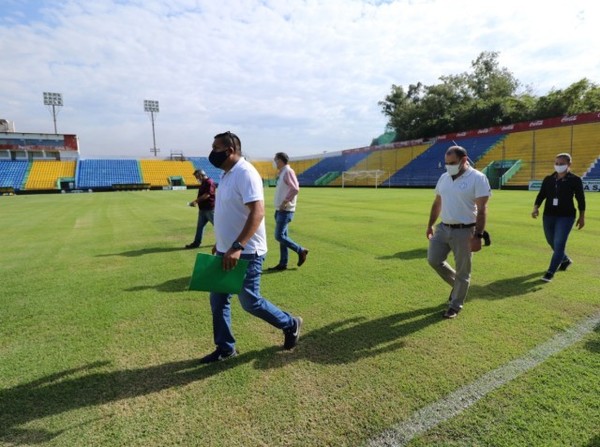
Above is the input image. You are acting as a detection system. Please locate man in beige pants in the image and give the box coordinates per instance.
[426,146,491,319]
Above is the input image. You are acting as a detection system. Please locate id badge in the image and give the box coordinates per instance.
[552,198,559,206]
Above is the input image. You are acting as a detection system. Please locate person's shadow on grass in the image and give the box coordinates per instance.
[376,248,428,261]
[0,355,256,444]
[254,304,445,369]
[469,272,546,300]
[97,247,186,257]
[0,306,443,444]
[125,276,191,293]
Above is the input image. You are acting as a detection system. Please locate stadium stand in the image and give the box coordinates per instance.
[572,122,600,178]
[585,158,600,179]
[387,134,504,186]
[139,160,197,187]
[4,113,600,194]
[0,160,29,190]
[187,157,222,183]
[505,126,572,185]
[289,158,321,176]
[25,161,76,190]
[77,159,142,189]
[329,144,430,186]
[297,152,371,185]
[251,160,278,181]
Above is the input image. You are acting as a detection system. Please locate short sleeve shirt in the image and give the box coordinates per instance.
[197,178,216,210]
[434,167,491,224]
[214,158,267,255]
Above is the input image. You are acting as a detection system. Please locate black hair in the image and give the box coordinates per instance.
[274,152,289,164]
[214,131,242,154]
[446,145,468,159]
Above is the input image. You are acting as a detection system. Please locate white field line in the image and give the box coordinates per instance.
[366,311,600,447]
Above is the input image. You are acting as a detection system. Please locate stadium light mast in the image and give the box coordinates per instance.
[43,92,63,134]
[144,99,160,157]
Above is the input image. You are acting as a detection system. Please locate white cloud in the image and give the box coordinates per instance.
[1,0,599,159]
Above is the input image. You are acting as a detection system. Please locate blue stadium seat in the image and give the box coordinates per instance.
[584,157,600,179]
[187,157,222,184]
[297,152,370,185]
[387,134,505,186]
[77,159,142,188]
[0,161,29,190]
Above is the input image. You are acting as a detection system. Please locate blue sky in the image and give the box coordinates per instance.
[1,0,599,159]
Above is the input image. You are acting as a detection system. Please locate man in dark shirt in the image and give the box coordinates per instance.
[185,169,216,249]
[532,153,586,282]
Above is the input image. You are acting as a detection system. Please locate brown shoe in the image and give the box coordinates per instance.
[297,249,309,267]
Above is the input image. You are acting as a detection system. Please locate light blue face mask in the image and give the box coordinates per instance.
[554,164,568,174]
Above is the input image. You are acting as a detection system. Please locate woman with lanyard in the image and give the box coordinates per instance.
[531,153,586,282]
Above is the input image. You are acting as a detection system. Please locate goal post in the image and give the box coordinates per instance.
[341,170,389,188]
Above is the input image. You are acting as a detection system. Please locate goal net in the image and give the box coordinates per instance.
[341,170,388,188]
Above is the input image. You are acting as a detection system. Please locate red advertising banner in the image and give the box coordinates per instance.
[0,133,79,152]
[437,111,600,141]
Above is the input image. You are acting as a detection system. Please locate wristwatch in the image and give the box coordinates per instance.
[231,241,245,251]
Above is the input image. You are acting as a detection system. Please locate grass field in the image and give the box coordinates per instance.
[0,188,598,447]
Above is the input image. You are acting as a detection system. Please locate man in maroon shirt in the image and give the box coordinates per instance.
[185,169,216,249]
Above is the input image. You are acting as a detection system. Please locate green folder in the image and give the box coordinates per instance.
[189,253,249,294]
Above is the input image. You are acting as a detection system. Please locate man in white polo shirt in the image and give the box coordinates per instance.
[199,131,302,364]
[426,145,491,319]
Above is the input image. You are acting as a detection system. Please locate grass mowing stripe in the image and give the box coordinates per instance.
[366,311,600,447]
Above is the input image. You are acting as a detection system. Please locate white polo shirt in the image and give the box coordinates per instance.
[214,157,267,256]
[435,166,491,225]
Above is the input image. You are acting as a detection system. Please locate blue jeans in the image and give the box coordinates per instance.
[274,210,303,266]
[209,253,294,353]
[542,215,575,273]
[193,209,214,245]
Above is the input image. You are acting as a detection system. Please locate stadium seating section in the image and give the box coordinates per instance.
[77,159,142,189]
[0,161,29,189]
[411,135,500,185]
[329,144,430,186]
[297,152,371,185]
[1,121,599,191]
[187,157,222,183]
[139,160,197,187]
[26,161,76,190]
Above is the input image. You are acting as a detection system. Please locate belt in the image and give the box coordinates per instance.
[441,222,476,229]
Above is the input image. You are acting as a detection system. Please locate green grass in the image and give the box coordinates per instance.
[0,188,598,446]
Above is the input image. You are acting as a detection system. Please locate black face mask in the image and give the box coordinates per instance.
[209,149,230,168]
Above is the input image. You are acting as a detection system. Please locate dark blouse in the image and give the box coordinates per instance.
[534,172,585,217]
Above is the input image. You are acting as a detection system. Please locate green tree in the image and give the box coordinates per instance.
[378,52,599,143]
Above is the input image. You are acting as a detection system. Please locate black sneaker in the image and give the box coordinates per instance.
[443,308,460,319]
[541,272,554,282]
[199,348,238,364]
[267,264,287,271]
[185,243,200,249]
[283,316,303,350]
[558,259,572,271]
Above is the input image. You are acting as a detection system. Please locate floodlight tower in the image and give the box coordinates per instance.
[144,99,160,156]
[43,92,63,134]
